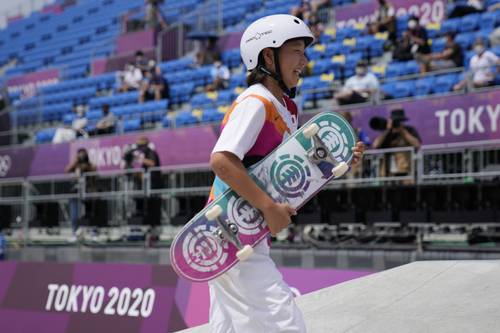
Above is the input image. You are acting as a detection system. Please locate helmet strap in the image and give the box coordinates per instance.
[257,49,297,98]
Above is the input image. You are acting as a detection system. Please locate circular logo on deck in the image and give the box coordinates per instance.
[182,224,229,273]
[227,197,265,236]
[316,118,352,161]
[270,154,311,198]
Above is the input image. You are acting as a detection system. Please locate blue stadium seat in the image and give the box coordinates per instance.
[175,111,198,127]
[458,14,481,33]
[392,80,415,99]
[123,118,141,132]
[415,76,436,96]
[385,62,406,78]
[201,108,224,123]
[441,18,461,35]
[381,82,397,99]
[433,74,459,94]
[480,11,499,31]
[431,38,447,53]
[404,61,420,75]
[229,73,246,88]
[455,32,475,51]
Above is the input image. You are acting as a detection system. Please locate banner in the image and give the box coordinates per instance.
[347,90,500,146]
[6,68,60,98]
[0,261,372,332]
[0,90,498,179]
[335,0,446,28]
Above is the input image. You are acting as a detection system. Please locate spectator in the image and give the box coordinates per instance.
[65,148,96,235]
[454,38,500,91]
[309,19,324,46]
[134,50,149,74]
[368,0,396,42]
[418,32,463,73]
[393,31,415,61]
[406,16,431,55]
[72,106,88,137]
[123,136,161,184]
[197,37,221,67]
[205,58,231,92]
[373,109,421,177]
[122,137,162,224]
[448,0,484,18]
[144,0,168,31]
[139,60,170,102]
[335,60,379,105]
[53,121,76,144]
[291,0,330,24]
[489,27,500,47]
[93,104,116,135]
[118,62,143,92]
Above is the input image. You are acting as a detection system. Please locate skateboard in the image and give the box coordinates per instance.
[170,112,357,282]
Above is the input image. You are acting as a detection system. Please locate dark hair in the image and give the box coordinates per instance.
[135,50,144,57]
[246,53,267,86]
[356,60,368,68]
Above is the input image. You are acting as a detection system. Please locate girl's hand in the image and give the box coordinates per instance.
[262,202,296,236]
[352,141,365,166]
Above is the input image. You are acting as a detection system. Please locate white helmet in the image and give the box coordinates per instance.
[240,14,314,71]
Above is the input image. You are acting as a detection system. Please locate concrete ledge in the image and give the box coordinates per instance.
[177,260,500,332]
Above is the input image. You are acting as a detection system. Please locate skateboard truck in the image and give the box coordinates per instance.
[205,205,254,261]
[303,123,349,178]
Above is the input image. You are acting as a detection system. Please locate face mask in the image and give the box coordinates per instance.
[474,45,485,54]
[355,67,366,76]
[408,20,417,29]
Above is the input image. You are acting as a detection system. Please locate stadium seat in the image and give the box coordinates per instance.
[433,74,459,94]
[175,111,198,127]
[392,80,415,99]
[381,82,397,99]
[458,14,481,33]
[415,76,436,97]
[123,118,141,132]
[440,18,461,35]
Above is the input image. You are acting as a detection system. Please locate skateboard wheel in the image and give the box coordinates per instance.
[205,205,223,220]
[332,162,349,178]
[303,123,319,139]
[236,245,253,261]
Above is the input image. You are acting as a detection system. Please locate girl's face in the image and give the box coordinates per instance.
[278,39,308,89]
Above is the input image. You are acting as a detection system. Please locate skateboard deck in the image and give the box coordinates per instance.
[170,112,357,282]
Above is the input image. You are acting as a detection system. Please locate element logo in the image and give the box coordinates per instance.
[227,197,265,235]
[182,224,229,273]
[0,155,11,177]
[316,119,350,160]
[270,154,311,198]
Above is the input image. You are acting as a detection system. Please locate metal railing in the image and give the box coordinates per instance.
[0,141,498,234]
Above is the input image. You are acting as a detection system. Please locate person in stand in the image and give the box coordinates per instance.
[207,14,365,332]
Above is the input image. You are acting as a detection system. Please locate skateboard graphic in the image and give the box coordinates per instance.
[170,112,357,282]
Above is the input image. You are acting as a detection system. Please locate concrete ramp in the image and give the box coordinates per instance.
[177,260,500,332]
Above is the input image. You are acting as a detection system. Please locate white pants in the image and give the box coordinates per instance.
[208,240,306,333]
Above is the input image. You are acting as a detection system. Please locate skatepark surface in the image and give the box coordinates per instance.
[177,260,500,332]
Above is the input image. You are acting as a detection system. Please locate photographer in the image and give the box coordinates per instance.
[123,137,162,225]
[65,148,97,235]
[372,109,421,177]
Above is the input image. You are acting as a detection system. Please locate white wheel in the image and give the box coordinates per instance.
[236,245,254,261]
[303,123,319,139]
[205,205,223,220]
[332,162,349,178]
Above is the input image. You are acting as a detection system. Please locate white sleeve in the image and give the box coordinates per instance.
[212,97,266,160]
[487,51,499,64]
